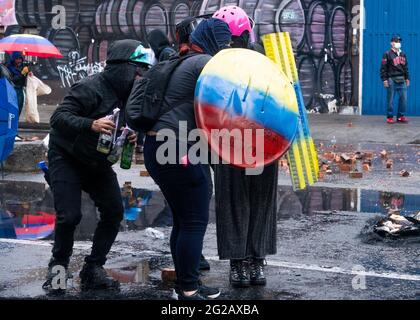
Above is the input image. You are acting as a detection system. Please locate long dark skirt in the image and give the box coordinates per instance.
[214,162,278,260]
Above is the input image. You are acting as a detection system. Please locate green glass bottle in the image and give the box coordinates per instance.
[120,138,134,170]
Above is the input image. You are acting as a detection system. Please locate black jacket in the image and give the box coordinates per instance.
[147,29,176,62]
[380,49,410,81]
[49,73,123,167]
[49,39,141,168]
[8,65,26,88]
[151,53,212,140]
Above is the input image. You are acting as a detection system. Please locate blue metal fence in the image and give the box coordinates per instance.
[362,0,420,115]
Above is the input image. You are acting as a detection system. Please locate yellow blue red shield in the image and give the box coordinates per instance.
[194,48,299,168]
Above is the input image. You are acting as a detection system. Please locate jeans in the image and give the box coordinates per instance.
[387,79,407,118]
[48,148,124,267]
[143,135,210,291]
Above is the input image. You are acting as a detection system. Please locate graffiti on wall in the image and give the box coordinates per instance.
[57,51,105,87]
[0,0,17,27]
[1,0,354,113]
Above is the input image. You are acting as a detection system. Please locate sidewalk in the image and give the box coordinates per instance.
[309,114,420,145]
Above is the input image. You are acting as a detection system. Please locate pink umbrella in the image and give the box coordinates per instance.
[0,34,63,58]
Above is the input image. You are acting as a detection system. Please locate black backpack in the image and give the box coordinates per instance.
[125,53,197,132]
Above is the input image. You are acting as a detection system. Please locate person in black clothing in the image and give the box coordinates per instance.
[211,6,277,289]
[147,29,177,62]
[134,30,177,154]
[380,35,410,124]
[175,17,201,55]
[7,52,31,117]
[141,18,231,300]
[42,40,153,293]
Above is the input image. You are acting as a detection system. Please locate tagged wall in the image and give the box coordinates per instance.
[0,0,356,118]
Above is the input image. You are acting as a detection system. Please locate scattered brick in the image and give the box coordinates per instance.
[349,171,363,178]
[363,152,374,159]
[363,159,372,166]
[340,153,351,162]
[324,152,336,160]
[339,163,352,173]
[161,268,177,283]
[140,170,150,177]
[400,170,410,177]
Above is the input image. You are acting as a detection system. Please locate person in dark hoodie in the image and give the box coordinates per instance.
[141,18,231,300]
[147,29,176,62]
[42,40,153,293]
[7,51,31,116]
[380,35,410,124]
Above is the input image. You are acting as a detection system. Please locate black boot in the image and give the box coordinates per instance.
[249,258,266,286]
[229,259,250,288]
[79,263,120,291]
[199,254,210,271]
[42,258,72,295]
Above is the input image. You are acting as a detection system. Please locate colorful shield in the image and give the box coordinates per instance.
[194,48,299,168]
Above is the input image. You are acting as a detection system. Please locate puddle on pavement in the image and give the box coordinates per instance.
[279,186,420,217]
[1,180,420,241]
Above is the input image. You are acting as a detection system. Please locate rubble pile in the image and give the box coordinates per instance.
[374,211,420,238]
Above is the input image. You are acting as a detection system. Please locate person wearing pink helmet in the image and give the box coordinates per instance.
[212,6,278,289]
[213,5,255,44]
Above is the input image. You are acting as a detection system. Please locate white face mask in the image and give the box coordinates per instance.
[394,43,402,50]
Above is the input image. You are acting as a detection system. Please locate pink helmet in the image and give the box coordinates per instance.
[212,5,255,42]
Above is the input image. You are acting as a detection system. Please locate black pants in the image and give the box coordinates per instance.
[15,87,24,117]
[48,148,124,267]
[144,136,209,291]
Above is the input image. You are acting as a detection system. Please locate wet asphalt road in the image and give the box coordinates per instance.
[0,211,418,300]
[1,139,419,300]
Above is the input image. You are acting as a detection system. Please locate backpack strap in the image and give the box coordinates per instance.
[160,52,202,113]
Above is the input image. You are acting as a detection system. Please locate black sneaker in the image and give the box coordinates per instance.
[172,281,220,300]
[199,254,211,271]
[230,259,250,288]
[249,258,267,286]
[178,290,206,300]
[79,263,120,291]
[198,283,220,299]
[42,261,72,295]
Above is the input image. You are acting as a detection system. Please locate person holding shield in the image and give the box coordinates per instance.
[212,5,278,288]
